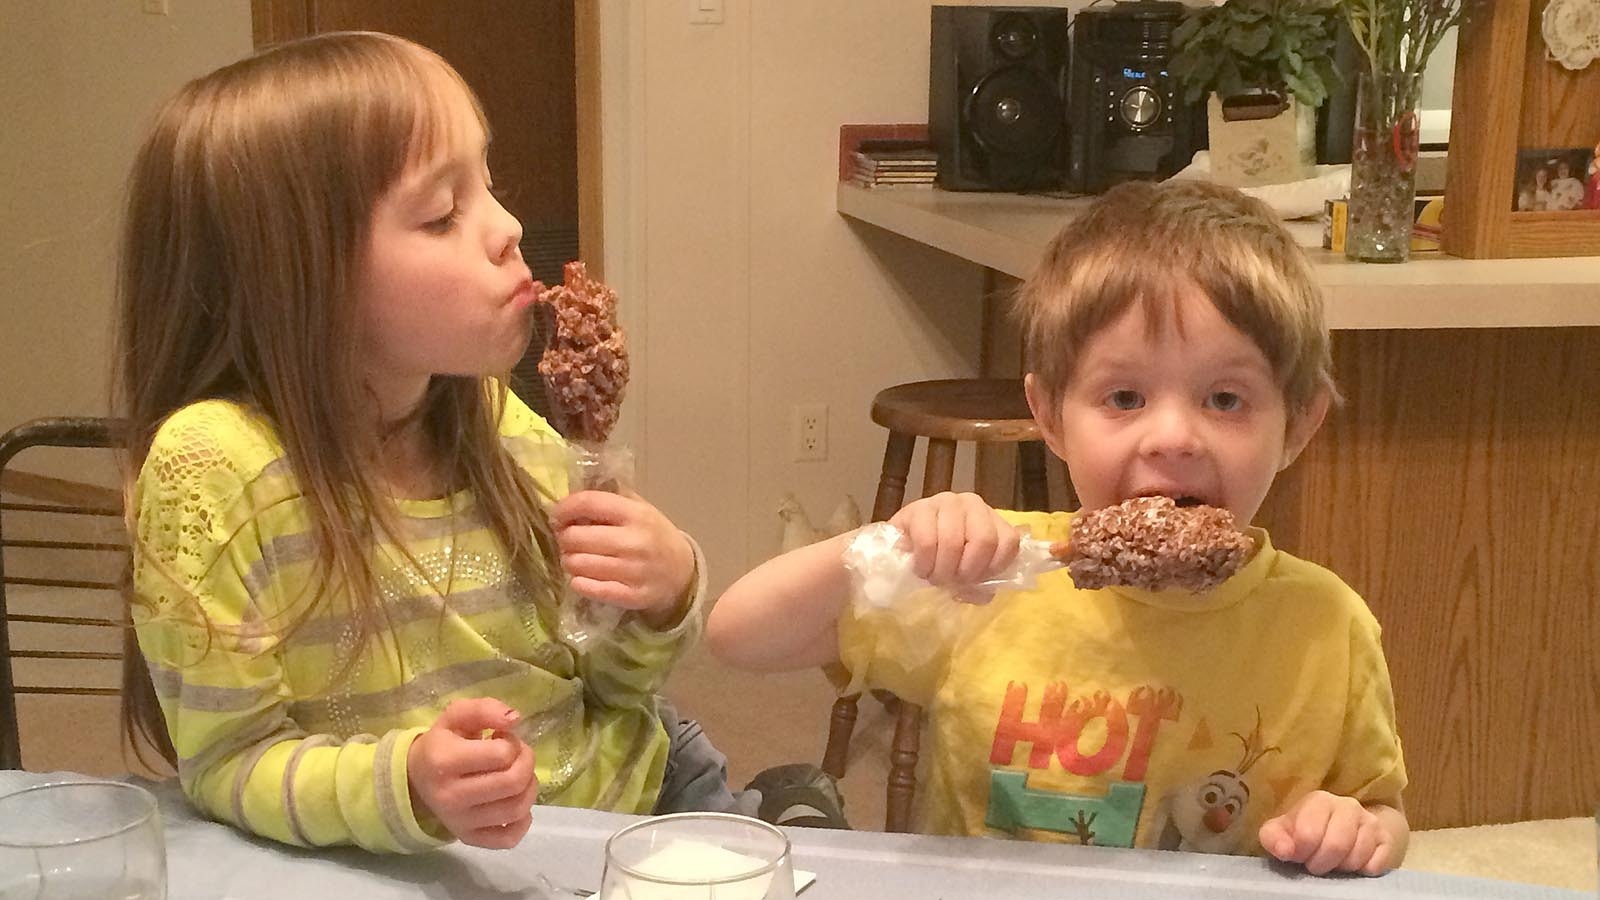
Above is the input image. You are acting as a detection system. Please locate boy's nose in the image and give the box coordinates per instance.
[1139,402,1203,458]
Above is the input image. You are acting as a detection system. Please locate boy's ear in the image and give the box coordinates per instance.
[1280,388,1331,471]
[1023,373,1069,460]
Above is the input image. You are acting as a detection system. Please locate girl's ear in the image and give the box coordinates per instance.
[1024,373,1069,460]
[1280,388,1331,471]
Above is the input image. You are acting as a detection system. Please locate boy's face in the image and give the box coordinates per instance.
[1026,284,1326,528]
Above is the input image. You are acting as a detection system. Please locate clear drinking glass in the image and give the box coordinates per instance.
[0,781,166,900]
[601,812,794,900]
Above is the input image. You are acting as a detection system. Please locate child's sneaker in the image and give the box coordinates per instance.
[744,763,850,829]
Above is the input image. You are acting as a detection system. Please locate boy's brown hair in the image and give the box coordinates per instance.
[1013,179,1335,417]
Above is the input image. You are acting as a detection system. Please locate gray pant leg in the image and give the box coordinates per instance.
[652,699,760,816]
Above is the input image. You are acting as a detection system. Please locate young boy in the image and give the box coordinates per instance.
[708,180,1408,875]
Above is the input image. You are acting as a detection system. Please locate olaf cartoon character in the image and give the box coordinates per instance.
[1153,710,1280,854]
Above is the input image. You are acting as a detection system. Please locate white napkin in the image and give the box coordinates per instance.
[603,838,815,898]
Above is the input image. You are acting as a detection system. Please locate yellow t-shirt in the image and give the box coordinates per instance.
[838,509,1406,854]
[132,392,704,852]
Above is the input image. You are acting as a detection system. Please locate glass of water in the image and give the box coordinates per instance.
[601,812,794,900]
[0,780,165,900]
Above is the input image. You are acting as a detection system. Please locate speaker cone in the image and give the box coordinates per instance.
[965,65,1063,158]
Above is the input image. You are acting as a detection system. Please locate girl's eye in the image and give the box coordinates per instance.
[1207,391,1243,412]
[1107,389,1144,411]
[422,205,460,233]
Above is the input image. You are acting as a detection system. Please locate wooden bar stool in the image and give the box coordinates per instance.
[822,378,1049,832]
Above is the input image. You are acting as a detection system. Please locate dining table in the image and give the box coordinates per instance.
[0,770,1586,899]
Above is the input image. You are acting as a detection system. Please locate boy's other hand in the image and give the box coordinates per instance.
[889,492,1019,596]
[1258,790,1397,876]
[408,698,539,849]
[551,490,696,623]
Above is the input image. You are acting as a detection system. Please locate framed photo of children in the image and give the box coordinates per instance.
[1513,145,1600,211]
[1444,0,1600,257]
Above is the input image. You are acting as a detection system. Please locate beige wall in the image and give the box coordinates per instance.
[0,1,253,436]
[606,1,1086,591]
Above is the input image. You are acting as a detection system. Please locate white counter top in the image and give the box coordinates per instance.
[838,182,1600,330]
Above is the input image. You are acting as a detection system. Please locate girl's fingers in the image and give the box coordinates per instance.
[567,575,647,608]
[550,490,637,528]
[463,815,532,849]
[561,552,641,585]
[554,523,645,557]
[444,739,533,807]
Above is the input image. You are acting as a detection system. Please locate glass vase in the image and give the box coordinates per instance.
[1346,72,1424,263]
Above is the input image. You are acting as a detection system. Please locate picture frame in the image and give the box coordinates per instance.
[1513,146,1599,211]
[1444,0,1600,257]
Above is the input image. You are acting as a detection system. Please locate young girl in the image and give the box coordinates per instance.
[116,31,741,854]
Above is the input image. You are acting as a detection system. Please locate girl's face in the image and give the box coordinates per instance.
[354,93,537,419]
[1027,284,1326,528]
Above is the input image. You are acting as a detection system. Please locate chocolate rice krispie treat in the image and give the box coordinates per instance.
[1050,496,1255,593]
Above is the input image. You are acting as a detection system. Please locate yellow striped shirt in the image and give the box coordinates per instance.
[131,393,703,852]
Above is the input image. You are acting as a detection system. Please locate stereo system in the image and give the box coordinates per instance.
[929,6,1070,191]
[930,2,1203,194]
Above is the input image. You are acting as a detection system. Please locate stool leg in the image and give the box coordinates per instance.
[922,438,957,497]
[872,432,916,522]
[821,694,860,779]
[1018,441,1050,511]
[886,701,922,833]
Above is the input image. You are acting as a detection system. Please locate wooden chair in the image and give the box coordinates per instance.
[822,379,1050,832]
[0,417,139,771]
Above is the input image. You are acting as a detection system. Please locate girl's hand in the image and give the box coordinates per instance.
[1258,790,1398,876]
[551,490,696,624]
[407,698,539,849]
[888,492,1020,600]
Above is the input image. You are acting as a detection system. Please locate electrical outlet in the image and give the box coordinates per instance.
[793,404,827,461]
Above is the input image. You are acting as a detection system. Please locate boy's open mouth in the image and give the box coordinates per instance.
[1134,490,1208,508]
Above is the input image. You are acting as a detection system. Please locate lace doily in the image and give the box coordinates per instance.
[1543,0,1600,70]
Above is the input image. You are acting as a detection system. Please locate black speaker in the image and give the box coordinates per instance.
[1066,0,1202,194]
[930,6,1069,192]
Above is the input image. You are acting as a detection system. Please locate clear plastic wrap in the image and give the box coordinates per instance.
[842,522,1065,609]
[555,442,635,649]
[840,522,1065,670]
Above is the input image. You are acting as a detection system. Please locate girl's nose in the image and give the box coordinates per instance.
[1139,401,1203,458]
[492,194,524,264]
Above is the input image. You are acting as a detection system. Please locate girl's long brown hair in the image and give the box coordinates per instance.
[114,32,563,769]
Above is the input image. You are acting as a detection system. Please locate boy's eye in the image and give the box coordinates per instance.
[1107,389,1144,411]
[1207,391,1243,412]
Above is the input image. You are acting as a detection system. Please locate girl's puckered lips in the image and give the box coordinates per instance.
[508,277,541,309]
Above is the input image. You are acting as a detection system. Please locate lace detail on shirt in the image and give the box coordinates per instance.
[134,401,283,625]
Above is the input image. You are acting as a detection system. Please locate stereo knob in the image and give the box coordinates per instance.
[1119,85,1162,129]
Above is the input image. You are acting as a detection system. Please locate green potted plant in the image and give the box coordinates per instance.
[1171,0,1340,186]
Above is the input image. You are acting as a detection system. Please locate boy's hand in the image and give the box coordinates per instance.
[889,491,1020,600]
[1258,790,1398,876]
[551,490,696,623]
[408,698,538,849]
